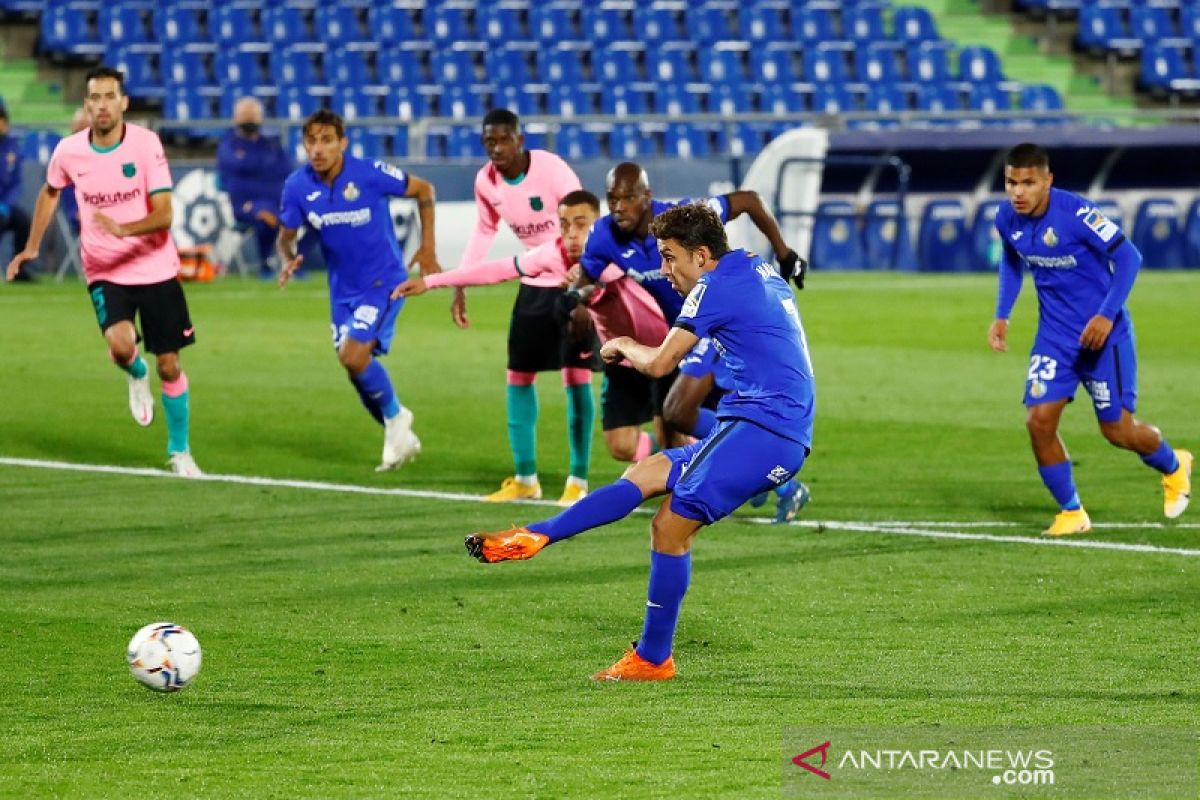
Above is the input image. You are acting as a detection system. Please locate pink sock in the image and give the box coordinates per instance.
[161,372,189,397]
[634,431,653,461]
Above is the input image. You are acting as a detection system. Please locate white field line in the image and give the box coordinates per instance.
[2,456,1198,557]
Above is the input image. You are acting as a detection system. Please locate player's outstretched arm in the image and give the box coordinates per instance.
[724,190,799,270]
[275,226,303,288]
[601,327,699,378]
[404,175,442,277]
[94,190,172,238]
[5,183,61,281]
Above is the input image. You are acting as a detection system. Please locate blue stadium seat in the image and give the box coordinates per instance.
[600,83,648,116]
[958,46,1005,83]
[750,42,798,85]
[761,83,807,114]
[893,6,939,43]
[907,41,952,83]
[539,46,585,83]
[389,127,409,158]
[1018,84,1063,111]
[478,3,527,43]
[864,201,918,271]
[162,46,213,90]
[212,46,265,92]
[347,126,386,160]
[495,84,542,116]
[379,49,427,88]
[582,3,634,43]
[41,4,105,58]
[917,200,972,272]
[1076,5,1138,54]
[595,45,643,83]
[426,3,475,44]
[431,49,477,85]
[1132,198,1185,269]
[694,1,737,44]
[369,5,418,44]
[664,123,711,158]
[967,84,1011,114]
[1140,44,1189,92]
[279,85,333,122]
[270,47,324,88]
[547,84,594,116]
[448,125,486,158]
[864,84,908,115]
[153,3,204,46]
[708,82,756,114]
[1130,5,1174,41]
[315,6,363,46]
[813,84,856,115]
[608,122,656,159]
[856,42,901,84]
[654,83,699,114]
[163,85,216,126]
[969,199,1004,271]
[113,44,163,100]
[485,45,534,85]
[792,4,837,44]
[634,3,684,42]
[19,130,61,165]
[441,85,487,120]
[530,2,580,42]
[726,122,768,157]
[804,47,848,84]
[844,3,887,43]
[1184,198,1200,268]
[333,85,379,121]
[810,202,865,271]
[699,45,747,84]
[557,124,601,159]
[328,49,373,87]
[647,44,696,84]
[285,126,306,162]
[387,84,433,121]
[739,1,789,43]
[1182,5,1200,40]
[262,5,313,45]
[211,4,258,46]
[914,83,961,119]
[100,3,151,45]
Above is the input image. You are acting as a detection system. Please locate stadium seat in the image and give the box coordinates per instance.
[810,202,865,271]
[369,5,418,45]
[750,42,799,85]
[634,3,684,42]
[582,3,634,43]
[856,43,902,84]
[1140,44,1190,92]
[426,3,475,44]
[1182,5,1200,40]
[812,84,857,114]
[1130,5,1175,41]
[333,85,379,121]
[908,41,952,83]
[761,83,807,114]
[484,45,534,86]
[595,45,644,84]
[279,85,328,121]
[211,3,258,46]
[447,125,485,159]
[699,45,748,85]
[969,200,1004,271]
[600,83,649,116]
[40,4,105,59]
[917,200,972,272]
[664,123,710,158]
[315,6,363,46]
[379,49,427,88]
[647,44,696,84]
[694,1,737,44]
[608,122,657,158]
[328,49,374,87]
[708,82,756,114]
[478,3,527,43]
[530,2,580,42]
[347,126,387,160]
[1018,84,1063,111]
[958,46,1004,83]
[547,83,595,117]
[494,84,541,116]
[261,5,313,45]
[654,83,701,115]
[1183,198,1200,268]
[431,49,477,85]
[99,3,151,46]
[162,46,213,90]
[1131,197,1186,269]
[113,44,163,100]
[387,84,433,121]
[893,6,939,43]
[804,47,848,84]
[844,3,887,43]
[442,85,488,120]
[270,47,325,88]
[792,4,838,44]
[914,83,961,121]
[1076,5,1139,55]
[863,84,908,116]
[556,124,601,159]
[864,201,918,270]
[966,84,1012,115]
[163,85,216,126]
[153,3,204,46]
[739,0,789,43]
[19,129,61,165]
[539,46,586,84]
[726,122,768,157]
[389,127,409,158]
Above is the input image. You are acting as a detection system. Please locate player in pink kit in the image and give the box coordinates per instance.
[455,109,599,506]
[4,66,201,476]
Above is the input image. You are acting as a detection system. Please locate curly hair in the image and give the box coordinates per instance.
[648,202,729,258]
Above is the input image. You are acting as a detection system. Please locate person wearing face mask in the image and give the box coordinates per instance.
[216,96,293,278]
[0,100,35,281]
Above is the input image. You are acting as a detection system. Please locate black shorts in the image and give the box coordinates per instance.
[600,362,678,431]
[86,278,196,354]
[507,283,601,373]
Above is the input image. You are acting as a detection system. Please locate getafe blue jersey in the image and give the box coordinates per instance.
[994,188,1136,345]
[678,336,733,391]
[580,196,731,323]
[674,249,815,448]
[279,156,410,301]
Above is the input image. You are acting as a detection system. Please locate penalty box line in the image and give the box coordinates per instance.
[3,456,1198,558]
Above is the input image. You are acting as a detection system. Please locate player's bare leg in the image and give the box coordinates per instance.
[105,320,154,427]
[1099,411,1192,518]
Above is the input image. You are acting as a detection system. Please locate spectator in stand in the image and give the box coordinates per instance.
[0,100,35,281]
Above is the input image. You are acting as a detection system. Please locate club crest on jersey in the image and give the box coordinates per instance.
[343,182,360,201]
[1029,378,1047,399]
[122,162,136,178]
[529,195,543,211]
[1041,227,1058,247]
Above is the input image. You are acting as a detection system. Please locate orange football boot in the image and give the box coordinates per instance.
[464,527,549,563]
[592,646,676,682]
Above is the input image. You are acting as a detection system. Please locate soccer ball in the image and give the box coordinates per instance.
[126,622,202,692]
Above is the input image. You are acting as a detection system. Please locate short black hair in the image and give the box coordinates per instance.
[649,202,729,259]
[84,65,126,95]
[302,108,346,139]
[559,189,600,213]
[482,108,520,132]
[1006,143,1050,170]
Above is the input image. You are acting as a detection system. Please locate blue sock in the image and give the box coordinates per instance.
[636,550,691,666]
[774,478,796,498]
[692,407,717,438]
[1038,461,1081,511]
[1141,440,1179,475]
[351,360,399,425]
[528,478,643,543]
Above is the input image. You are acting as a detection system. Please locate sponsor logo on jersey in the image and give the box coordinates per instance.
[306,208,372,230]
[342,182,360,201]
[1042,227,1058,247]
[81,187,142,207]
[510,219,556,239]
[680,283,707,318]
[626,268,666,284]
[1025,254,1077,269]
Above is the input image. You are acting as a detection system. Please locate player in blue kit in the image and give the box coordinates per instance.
[664,337,811,524]
[277,109,442,472]
[466,202,816,681]
[988,143,1191,535]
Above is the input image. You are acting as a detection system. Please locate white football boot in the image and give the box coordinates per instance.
[167,452,203,478]
[378,407,421,471]
[128,373,154,427]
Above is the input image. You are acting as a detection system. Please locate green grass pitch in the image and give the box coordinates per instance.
[1,273,1197,798]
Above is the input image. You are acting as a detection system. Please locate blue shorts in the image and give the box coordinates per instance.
[1024,332,1137,423]
[330,288,405,356]
[664,418,809,525]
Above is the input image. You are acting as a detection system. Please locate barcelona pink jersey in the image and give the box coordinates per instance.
[46,123,180,285]
[586,264,669,348]
[426,238,571,289]
[460,149,581,288]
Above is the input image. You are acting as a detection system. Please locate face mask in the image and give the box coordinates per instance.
[237,122,260,136]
